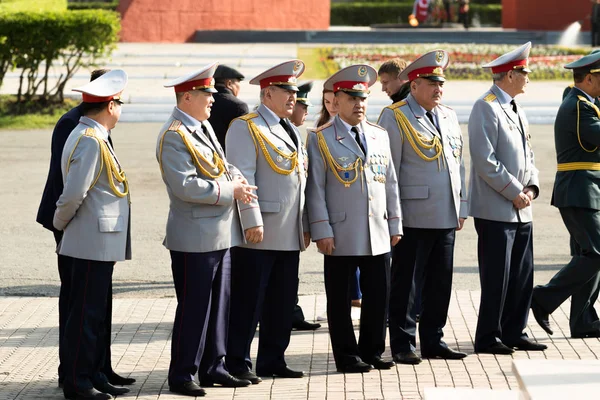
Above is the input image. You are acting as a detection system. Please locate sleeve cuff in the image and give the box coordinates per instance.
[240,205,263,229]
[309,220,334,241]
[387,217,403,236]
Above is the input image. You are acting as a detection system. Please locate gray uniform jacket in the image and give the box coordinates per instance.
[378,94,468,229]
[467,85,539,223]
[157,107,244,253]
[225,103,309,251]
[53,116,131,262]
[306,115,402,256]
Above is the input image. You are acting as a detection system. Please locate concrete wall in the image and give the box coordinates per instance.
[118,0,331,42]
[503,0,592,31]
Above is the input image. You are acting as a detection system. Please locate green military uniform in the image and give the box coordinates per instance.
[533,51,600,338]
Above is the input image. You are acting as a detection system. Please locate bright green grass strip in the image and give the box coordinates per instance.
[0,96,78,130]
[0,0,67,13]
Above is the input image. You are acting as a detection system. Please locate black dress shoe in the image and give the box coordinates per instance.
[364,357,395,370]
[93,382,130,396]
[475,342,515,355]
[531,298,553,335]
[233,370,262,384]
[169,381,206,397]
[64,387,113,400]
[257,366,304,378]
[572,330,600,338]
[200,374,251,387]
[393,351,422,365]
[336,360,372,373]
[105,371,136,386]
[292,320,322,331]
[421,346,467,360]
[505,337,547,351]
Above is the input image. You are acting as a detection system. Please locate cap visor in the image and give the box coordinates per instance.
[297,100,312,106]
[275,84,299,92]
[344,91,369,98]
[425,76,446,82]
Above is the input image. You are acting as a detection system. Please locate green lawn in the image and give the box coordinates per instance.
[0,0,67,12]
[0,96,78,129]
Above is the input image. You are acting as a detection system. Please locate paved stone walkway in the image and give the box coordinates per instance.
[0,293,598,400]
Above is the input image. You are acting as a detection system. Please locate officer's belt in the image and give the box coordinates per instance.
[557,162,600,171]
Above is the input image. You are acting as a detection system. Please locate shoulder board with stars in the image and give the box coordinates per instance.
[83,127,96,136]
[366,120,386,131]
[168,119,182,131]
[237,112,259,122]
[483,93,497,103]
[316,120,333,133]
[388,100,407,110]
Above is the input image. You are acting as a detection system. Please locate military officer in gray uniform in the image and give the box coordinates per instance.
[306,64,402,373]
[468,43,546,354]
[378,50,468,365]
[532,50,600,339]
[225,60,310,382]
[157,63,257,397]
[54,70,131,400]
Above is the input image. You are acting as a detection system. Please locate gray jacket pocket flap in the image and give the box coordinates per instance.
[400,185,429,200]
[259,201,281,213]
[98,216,124,232]
[192,206,227,218]
[329,212,346,224]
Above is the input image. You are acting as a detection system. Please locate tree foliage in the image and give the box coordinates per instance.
[0,10,120,111]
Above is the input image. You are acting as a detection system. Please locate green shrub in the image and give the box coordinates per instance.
[0,10,120,108]
[330,2,501,26]
[67,1,119,11]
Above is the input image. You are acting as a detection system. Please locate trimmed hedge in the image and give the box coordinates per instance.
[330,2,501,26]
[67,1,119,10]
[0,11,120,106]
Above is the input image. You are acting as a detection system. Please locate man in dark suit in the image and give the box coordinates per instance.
[36,69,135,389]
[532,50,600,339]
[592,0,600,47]
[207,65,249,150]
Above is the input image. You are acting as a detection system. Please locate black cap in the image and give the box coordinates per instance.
[296,81,314,106]
[214,65,245,81]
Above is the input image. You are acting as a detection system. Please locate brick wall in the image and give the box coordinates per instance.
[503,0,592,31]
[118,0,331,42]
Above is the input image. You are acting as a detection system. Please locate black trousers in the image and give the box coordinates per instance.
[324,253,390,368]
[473,219,533,350]
[534,207,600,335]
[226,247,299,374]
[168,249,230,385]
[54,232,115,384]
[291,298,305,325]
[63,258,114,391]
[389,227,455,354]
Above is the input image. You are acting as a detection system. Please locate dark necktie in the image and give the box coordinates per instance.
[426,111,440,133]
[201,123,220,153]
[510,99,518,114]
[279,118,298,147]
[351,126,366,154]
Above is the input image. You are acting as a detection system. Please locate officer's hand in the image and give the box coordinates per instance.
[512,192,530,209]
[456,218,466,231]
[245,226,264,243]
[390,235,402,246]
[233,176,257,204]
[316,237,335,255]
[304,232,311,248]
[523,187,536,201]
